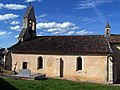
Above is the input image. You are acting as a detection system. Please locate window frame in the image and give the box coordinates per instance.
[28,19,32,30]
[37,56,44,70]
[76,57,84,71]
[23,62,27,69]
[32,21,35,30]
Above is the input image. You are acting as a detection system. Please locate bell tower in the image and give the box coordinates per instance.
[18,4,36,42]
[105,21,111,37]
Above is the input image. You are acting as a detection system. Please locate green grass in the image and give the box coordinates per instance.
[0,77,120,90]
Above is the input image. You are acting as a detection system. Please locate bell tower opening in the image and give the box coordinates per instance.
[18,4,36,42]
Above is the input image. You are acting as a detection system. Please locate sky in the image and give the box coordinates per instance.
[0,0,120,48]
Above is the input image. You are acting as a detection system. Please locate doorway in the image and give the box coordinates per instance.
[60,58,64,77]
[23,62,27,69]
[56,58,64,77]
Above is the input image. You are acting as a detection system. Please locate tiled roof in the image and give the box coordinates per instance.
[9,35,111,55]
[108,34,120,44]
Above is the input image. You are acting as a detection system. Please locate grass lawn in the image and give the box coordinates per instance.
[0,77,120,90]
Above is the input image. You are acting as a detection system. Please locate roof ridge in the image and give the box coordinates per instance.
[36,35,104,37]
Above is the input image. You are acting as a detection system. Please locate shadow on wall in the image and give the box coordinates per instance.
[111,45,120,82]
[60,58,64,77]
[0,77,18,90]
[5,52,12,70]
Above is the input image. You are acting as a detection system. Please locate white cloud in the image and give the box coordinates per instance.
[77,0,112,9]
[0,3,3,9]
[37,22,79,35]
[25,0,42,2]
[0,31,7,36]
[10,21,20,25]
[0,3,26,10]
[4,4,26,10]
[0,14,19,21]
[0,31,12,36]
[37,14,47,18]
[10,25,21,31]
[76,29,93,35]
[8,32,12,34]
[36,14,48,23]
[15,35,19,38]
[36,22,94,35]
[66,31,75,35]
[37,32,43,36]
[52,32,60,35]
[37,22,79,32]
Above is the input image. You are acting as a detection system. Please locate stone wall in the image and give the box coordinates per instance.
[5,52,12,70]
[111,45,120,81]
[11,53,107,83]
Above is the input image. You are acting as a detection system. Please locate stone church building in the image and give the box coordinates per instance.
[5,5,120,84]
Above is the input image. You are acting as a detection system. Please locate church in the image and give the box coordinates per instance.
[5,5,120,84]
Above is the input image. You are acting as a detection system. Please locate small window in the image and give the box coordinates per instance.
[29,20,32,23]
[23,62,27,69]
[28,19,32,30]
[106,29,110,34]
[37,57,43,69]
[32,22,35,30]
[77,57,82,70]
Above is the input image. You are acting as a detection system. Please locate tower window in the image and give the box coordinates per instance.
[106,29,109,34]
[32,22,35,30]
[76,57,82,70]
[37,57,43,69]
[29,20,32,23]
[29,19,32,30]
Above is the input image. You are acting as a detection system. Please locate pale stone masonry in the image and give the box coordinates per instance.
[5,5,120,84]
[11,53,108,83]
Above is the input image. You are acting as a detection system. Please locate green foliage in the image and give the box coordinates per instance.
[0,77,120,90]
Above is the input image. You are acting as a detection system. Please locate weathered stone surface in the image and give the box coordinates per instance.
[11,53,108,83]
[19,69,31,77]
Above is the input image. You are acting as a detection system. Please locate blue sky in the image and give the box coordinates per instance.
[0,0,120,48]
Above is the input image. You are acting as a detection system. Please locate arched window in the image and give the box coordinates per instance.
[37,57,43,69]
[77,57,82,70]
[106,29,110,35]
[32,22,35,30]
[28,19,32,30]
